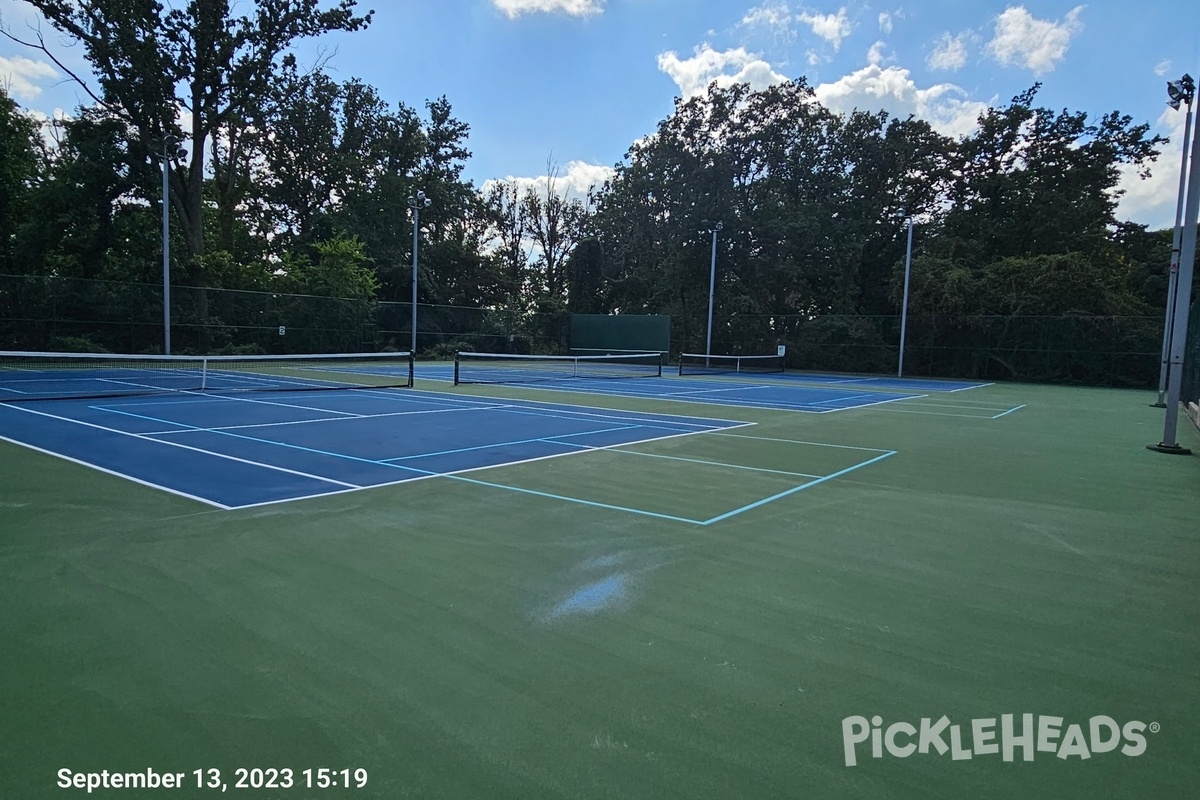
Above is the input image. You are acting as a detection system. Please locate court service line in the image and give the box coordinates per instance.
[136,403,517,436]
[700,451,898,525]
[557,441,824,479]
[111,391,367,417]
[0,433,233,510]
[93,404,758,498]
[992,405,1027,419]
[97,405,434,475]
[818,393,930,413]
[223,420,756,512]
[705,431,892,452]
[889,400,1012,411]
[653,383,775,396]
[491,403,736,431]
[439,380,841,413]
[867,408,999,419]
[0,405,361,492]
[811,392,888,406]
[379,424,644,463]
[434,475,704,524]
[405,387,755,428]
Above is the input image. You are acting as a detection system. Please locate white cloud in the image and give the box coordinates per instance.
[742,2,791,30]
[878,12,893,34]
[740,2,798,46]
[797,7,853,51]
[0,55,58,100]
[928,32,971,71]
[482,160,616,202]
[18,106,71,149]
[1115,105,1188,229]
[867,41,890,67]
[491,0,604,18]
[1154,60,1172,77]
[814,64,989,139]
[657,44,788,100]
[985,5,1084,75]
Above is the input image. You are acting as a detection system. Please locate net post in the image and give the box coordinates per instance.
[407,352,415,388]
[453,354,461,386]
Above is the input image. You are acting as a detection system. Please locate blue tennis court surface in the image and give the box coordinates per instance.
[0,388,760,510]
[418,364,928,412]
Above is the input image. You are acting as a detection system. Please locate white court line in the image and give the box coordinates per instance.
[992,405,1027,419]
[136,404,513,436]
[491,404,735,431]
[377,424,643,463]
[655,383,774,396]
[1,404,363,491]
[817,393,928,413]
[224,420,759,511]
[871,408,998,418]
[126,389,372,417]
[705,431,893,453]
[4,387,760,511]
[0,433,232,510]
[794,376,874,385]
[556,440,823,479]
[406,387,754,428]
[811,392,887,406]
[424,379,882,414]
[889,400,1012,411]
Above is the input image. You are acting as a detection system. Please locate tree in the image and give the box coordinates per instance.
[0,85,44,272]
[522,162,589,305]
[250,62,404,251]
[483,179,530,303]
[566,237,606,313]
[13,106,160,281]
[8,0,373,264]
[933,85,1164,265]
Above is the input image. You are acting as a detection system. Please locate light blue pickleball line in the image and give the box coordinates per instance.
[90,402,896,523]
[699,450,898,525]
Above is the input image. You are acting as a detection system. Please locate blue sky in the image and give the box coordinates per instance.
[2,0,1199,229]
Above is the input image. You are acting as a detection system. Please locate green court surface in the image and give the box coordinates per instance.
[1,379,1198,799]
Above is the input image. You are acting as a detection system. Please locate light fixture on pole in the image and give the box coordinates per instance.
[406,191,431,355]
[1153,73,1195,407]
[153,135,184,355]
[898,211,914,378]
[1149,72,1200,455]
[701,220,723,364]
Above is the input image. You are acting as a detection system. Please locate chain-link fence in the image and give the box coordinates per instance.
[0,274,569,358]
[0,274,1172,387]
[1182,300,1199,412]
[696,312,1165,387]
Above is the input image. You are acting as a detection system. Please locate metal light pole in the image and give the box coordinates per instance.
[898,212,914,378]
[703,221,723,363]
[155,136,182,355]
[1150,73,1200,455]
[1154,74,1196,407]
[407,191,431,355]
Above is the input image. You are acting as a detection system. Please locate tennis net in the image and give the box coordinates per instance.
[678,353,786,376]
[0,351,414,402]
[454,351,662,385]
